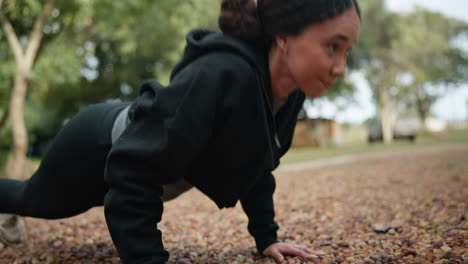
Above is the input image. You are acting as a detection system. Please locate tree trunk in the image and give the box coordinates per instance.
[1,0,55,179]
[380,106,396,145]
[416,99,429,131]
[5,70,29,180]
[0,80,11,132]
[415,88,430,131]
[378,88,396,145]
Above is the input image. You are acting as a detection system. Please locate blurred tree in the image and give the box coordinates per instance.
[0,0,218,173]
[0,0,84,163]
[38,0,218,118]
[394,9,468,130]
[354,0,402,144]
[0,36,13,133]
[355,0,468,142]
[30,0,218,155]
[0,0,60,179]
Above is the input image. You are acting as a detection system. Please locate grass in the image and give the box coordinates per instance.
[281,128,468,165]
[1,129,467,177]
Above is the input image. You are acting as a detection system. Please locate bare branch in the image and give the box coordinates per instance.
[0,0,4,11]
[0,10,24,63]
[24,0,56,69]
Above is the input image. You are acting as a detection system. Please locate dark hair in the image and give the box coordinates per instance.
[218,0,361,48]
[218,0,262,43]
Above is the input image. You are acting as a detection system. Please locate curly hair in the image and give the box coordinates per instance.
[218,0,361,48]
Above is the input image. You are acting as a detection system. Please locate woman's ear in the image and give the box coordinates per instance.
[274,35,287,53]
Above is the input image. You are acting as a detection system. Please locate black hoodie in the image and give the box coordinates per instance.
[103,30,305,264]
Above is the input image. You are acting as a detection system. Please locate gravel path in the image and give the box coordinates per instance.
[1,144,467,264]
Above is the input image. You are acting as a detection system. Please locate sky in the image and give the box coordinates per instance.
[307,0,468,124]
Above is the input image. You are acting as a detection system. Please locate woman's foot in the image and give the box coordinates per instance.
[0,214,23,244]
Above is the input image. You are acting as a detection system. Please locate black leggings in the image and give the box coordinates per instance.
[0,102,128,219]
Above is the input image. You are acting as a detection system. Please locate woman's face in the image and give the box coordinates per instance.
[280,7,361,98]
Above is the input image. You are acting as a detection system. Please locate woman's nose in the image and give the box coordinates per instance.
[332,57,346,77]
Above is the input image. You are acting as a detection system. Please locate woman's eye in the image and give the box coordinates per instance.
[327,44,339,53]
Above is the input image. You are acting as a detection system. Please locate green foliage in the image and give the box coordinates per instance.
[89,0,217,79]
[0,149,7,168]
[2,0,43,22]
[37,0,219,119]
[32,34,83,95]
[0,63,13,110]
[0,39,14,112]
[0,96,60,143]
[354,0,400,61]
[391,9,468,124]
[355,0,468,120]
[355,0,402,93]
[395,9,468,85]
[0,111,12,148]
[1,0,219,155]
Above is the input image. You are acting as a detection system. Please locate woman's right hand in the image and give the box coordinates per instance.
[262,242,326,263]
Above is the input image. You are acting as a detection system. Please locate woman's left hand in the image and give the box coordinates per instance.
[262,242,326,263]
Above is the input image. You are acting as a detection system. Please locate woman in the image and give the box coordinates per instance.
[0,0,361,263]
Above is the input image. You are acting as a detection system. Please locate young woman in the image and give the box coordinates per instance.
[0,0,361,263]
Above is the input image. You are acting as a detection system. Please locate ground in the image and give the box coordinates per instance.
[0,144,467,264]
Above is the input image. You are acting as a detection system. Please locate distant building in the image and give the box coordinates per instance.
[292,118,342,148]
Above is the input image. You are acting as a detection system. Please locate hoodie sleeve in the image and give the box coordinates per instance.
[103,53,256,264]
[240,172,280,255]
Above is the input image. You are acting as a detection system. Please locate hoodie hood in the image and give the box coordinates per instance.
[171,30,271,92]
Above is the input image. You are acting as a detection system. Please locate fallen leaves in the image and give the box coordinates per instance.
[371,224,402,234]
[0,144,467,263]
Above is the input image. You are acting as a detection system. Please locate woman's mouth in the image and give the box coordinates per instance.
[321,80,332,90]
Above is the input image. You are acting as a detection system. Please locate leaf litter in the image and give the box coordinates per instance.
[1,145,467,264]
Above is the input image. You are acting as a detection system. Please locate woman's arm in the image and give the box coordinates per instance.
[240,172,279,253]
[104,53,257,264]
[241,173,327,263]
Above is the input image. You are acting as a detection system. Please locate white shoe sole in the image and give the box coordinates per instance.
[0,214,23,244]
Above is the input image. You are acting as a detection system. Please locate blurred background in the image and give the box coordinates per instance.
[0,0,467,179]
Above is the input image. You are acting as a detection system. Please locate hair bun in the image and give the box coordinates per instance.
[218,0,262,42]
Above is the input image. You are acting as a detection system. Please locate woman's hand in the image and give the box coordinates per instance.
[263,242,326,263]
